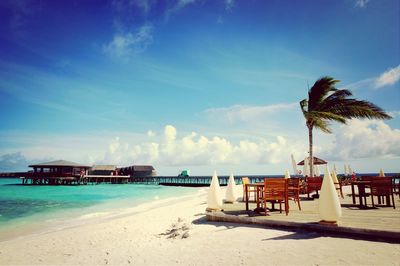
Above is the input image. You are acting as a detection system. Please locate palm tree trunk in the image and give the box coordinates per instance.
[308,125,314,177]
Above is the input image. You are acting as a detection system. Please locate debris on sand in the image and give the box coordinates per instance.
[159,218,191,239]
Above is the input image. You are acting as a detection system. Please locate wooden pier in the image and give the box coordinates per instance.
[1,172,277,186]
[131,175,271,186]
[0,160,290,186]
[81,175,130,184]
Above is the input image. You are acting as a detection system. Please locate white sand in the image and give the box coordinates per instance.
[0,187,399,266]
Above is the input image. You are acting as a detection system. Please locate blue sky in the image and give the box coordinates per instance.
[0,0,399,175]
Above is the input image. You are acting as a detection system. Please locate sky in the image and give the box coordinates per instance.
[0,0,399,175]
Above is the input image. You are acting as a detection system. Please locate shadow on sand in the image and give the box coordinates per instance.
[192,214,400,244]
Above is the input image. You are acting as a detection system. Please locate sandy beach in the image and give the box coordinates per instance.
[0,187,399,266]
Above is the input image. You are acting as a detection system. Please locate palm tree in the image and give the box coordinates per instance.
[300,76,392,177]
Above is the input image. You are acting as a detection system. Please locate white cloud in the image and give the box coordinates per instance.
[103,23,153,59]
[324,119,400,160]
[165,0,197,19]
[0,152,32,171]
[108,137,121,154]
[342,65,400,91]
[164,125,177,142]
[225,0,235,11]
[388,110,400,118]
[375,65,400,88]
[204,103,298,124]
[341,77,375,91]
[89,125,290,167]
[355,0,369,8]
[134,0,154,14]
[137,125,289,166]
[147,130,156,137]
[2,119,399,174]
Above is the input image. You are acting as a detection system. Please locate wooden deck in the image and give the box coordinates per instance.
[209,186,400,240]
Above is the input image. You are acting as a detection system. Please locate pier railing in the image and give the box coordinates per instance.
[130,175,281,186]
[0,172,286,186]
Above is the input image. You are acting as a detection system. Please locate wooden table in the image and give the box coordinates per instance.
[351,181,371,208]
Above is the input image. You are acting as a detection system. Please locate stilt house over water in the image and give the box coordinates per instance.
[118,165,156,178]
[0,160,157,185]
[22,160,91,185]
[29,160,91,176]
[89,165,117,176]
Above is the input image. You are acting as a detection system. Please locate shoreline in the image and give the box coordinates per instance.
[0,186,205,242]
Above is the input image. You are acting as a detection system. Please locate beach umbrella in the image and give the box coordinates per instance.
[225,172,237,203]
[379,168,385,177]
[284,169,291,179]
[319,165,342,224]
[331,170,340,196]
[303,157,310,177]
[348,164,353,175]
[207,171,223,211]
[291,154,298,176]
[344,165,348,176]
[297,156,327,165]
[315,165,321,177]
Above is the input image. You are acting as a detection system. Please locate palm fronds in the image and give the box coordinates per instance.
[302,76,392,131]
[299,76,392,178]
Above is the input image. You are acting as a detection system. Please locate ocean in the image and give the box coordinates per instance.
[0,178,200,240]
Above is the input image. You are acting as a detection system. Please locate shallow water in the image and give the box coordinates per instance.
[0,178,198,239]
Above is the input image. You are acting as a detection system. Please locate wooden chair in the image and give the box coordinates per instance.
[358,176,385,204]
[351,177,373,207]
[392,177,400,199]
[371,178,395,209]
[288,178,301,210]
[361,176,379,181]
[242,177,257,202]
[261,178,289,216]
[334,179,344,198]
[305,177,323,198]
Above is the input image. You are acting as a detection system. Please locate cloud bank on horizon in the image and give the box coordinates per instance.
[1,118,399,174]
[0,0,399,174]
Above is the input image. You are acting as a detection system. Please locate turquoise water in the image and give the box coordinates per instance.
[0,178,198,236]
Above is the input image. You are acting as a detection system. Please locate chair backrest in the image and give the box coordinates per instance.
[288,177,300,188]
[242,177,250,185]
[361,176,374,181]
[306,177,323,190]
[371,178,393,196]
[263,178,288,199]
[361,176,387,181]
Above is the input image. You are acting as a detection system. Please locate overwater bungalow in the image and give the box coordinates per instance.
[89,165,117,176]
[29,160,91,176]
[118,165,156,178]
[0,160,157,185]
[23,160,91,185]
